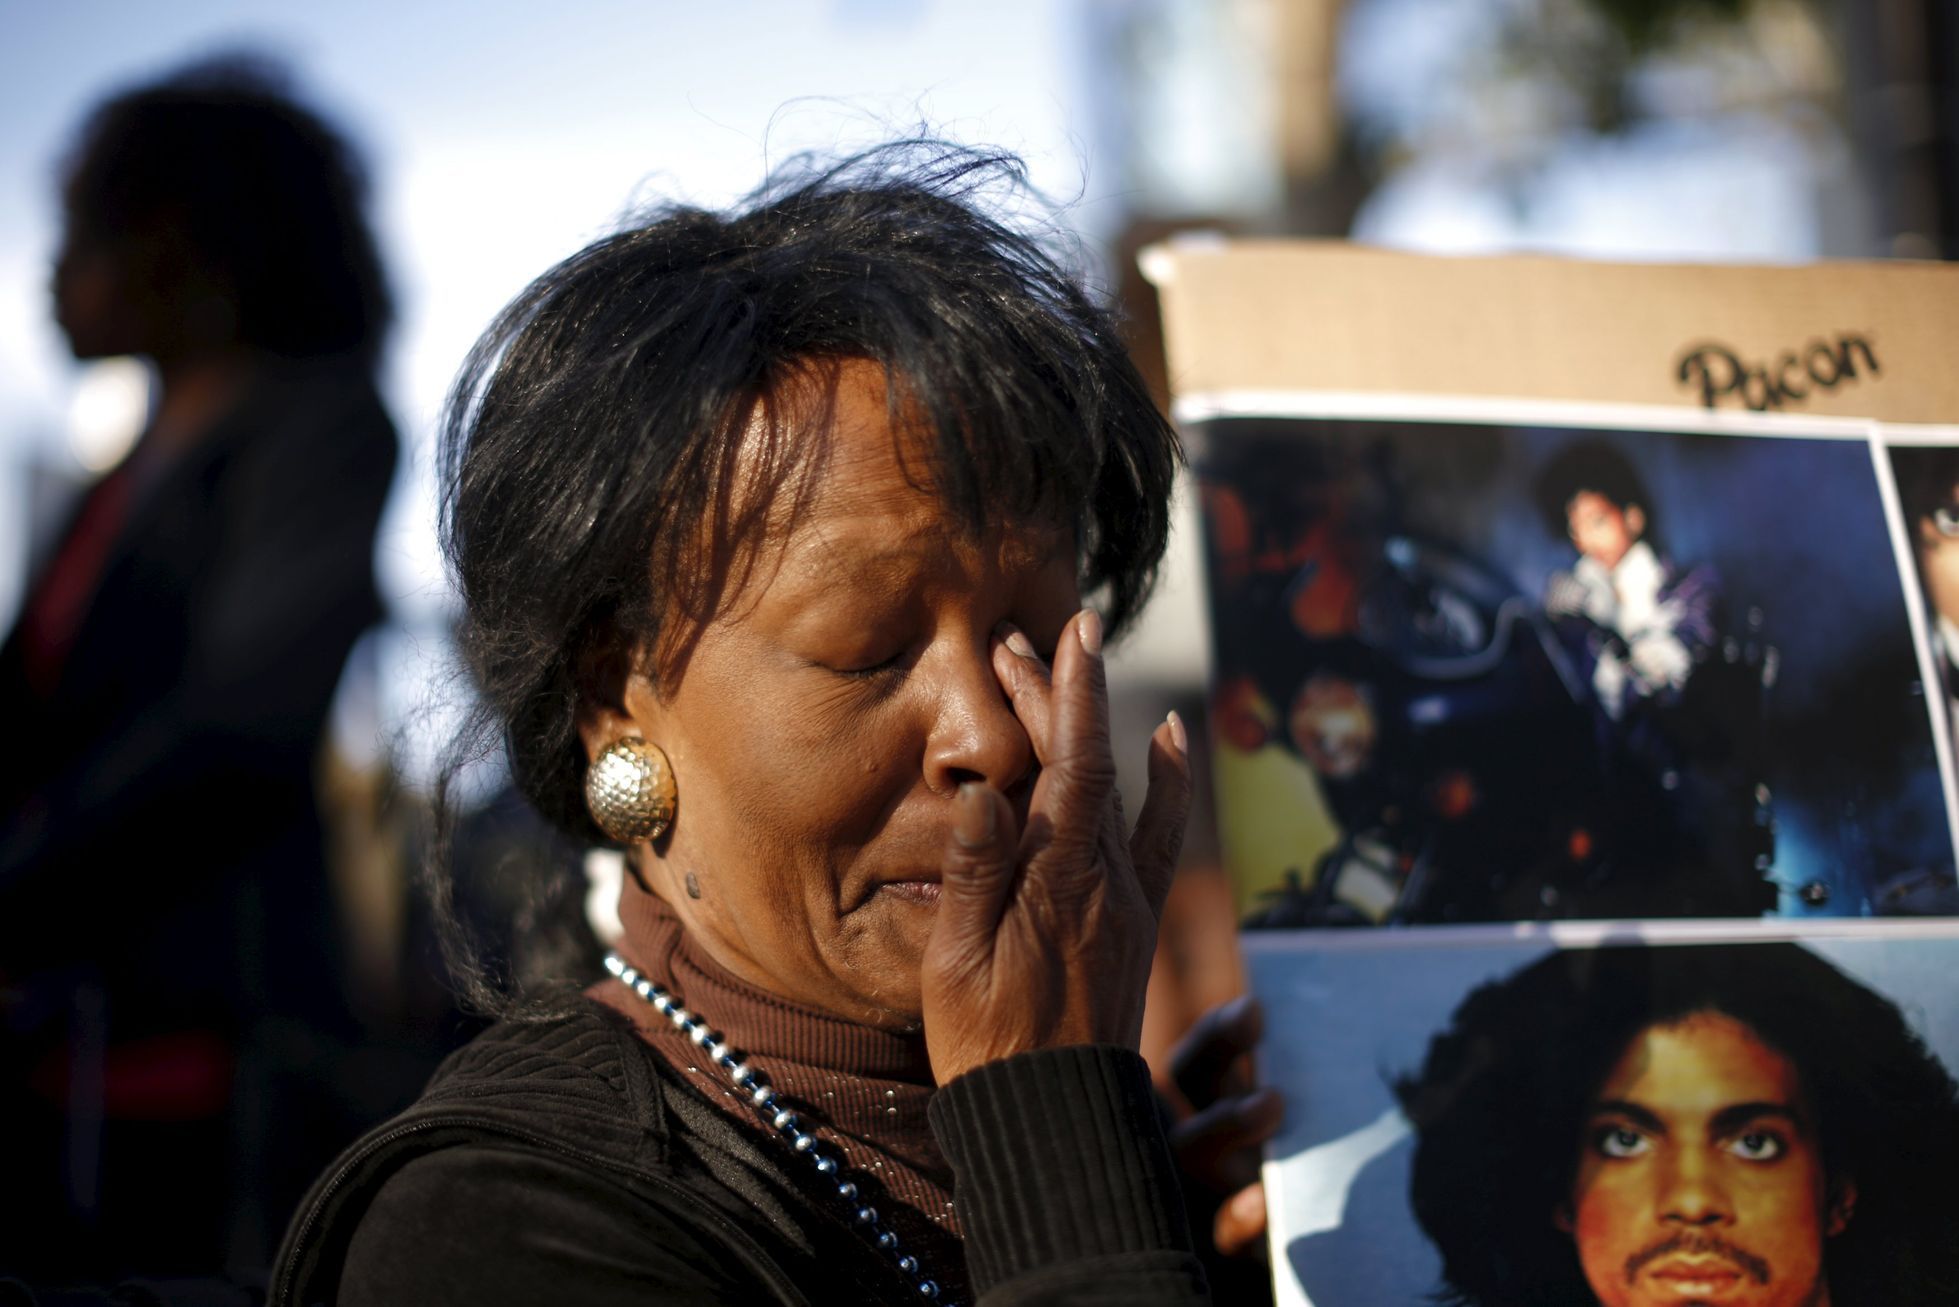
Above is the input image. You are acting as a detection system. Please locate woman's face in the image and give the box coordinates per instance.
[595,360,1079,1029]
[52,221,148,360]
[53,185,231,363]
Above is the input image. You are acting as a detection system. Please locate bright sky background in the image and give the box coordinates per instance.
[0,0,1118,630]
[0,0,1847,785]
[0,0,1164,789]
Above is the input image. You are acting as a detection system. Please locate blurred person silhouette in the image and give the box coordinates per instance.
[0,55,399,1282]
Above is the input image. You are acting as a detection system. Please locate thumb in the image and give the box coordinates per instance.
[1213,1181,1268,1259]
[1128,713,1192,920]
[934,782,1019,956]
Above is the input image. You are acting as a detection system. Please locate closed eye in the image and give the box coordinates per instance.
[836,653,904,680]
[826,646,915,693]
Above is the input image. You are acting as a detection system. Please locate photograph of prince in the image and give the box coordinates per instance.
[1394,943,1959,1305]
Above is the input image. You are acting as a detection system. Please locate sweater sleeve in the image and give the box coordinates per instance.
[339,1146,762,1306]
[928,1045,1212,1306]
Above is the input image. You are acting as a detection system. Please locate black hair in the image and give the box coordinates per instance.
[61,53,391,362]
[1395,942,1959,1305]
[1891,445,1959,531]
[433,142,1179,1007]
[1531,439,1657,545]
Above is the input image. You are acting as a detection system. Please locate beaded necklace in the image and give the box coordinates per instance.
[605,953,953,1303]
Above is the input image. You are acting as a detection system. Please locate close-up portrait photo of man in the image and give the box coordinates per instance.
[1394,942,1959,1305]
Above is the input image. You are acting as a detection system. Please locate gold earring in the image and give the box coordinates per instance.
[585,738,677,843]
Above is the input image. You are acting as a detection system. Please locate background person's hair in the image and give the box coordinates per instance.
[61,53,391,362]
[431,141,1180,1011]
[1394,942,1959,1306]
[1531,438,1660,548]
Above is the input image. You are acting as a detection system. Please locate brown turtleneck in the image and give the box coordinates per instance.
[589,879,966,1294]
[318,870,1208,1305]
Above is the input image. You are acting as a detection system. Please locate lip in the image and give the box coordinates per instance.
[1644,1258,1746,1295]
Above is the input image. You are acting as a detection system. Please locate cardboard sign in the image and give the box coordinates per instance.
[1146,240,1959,422]
[1147,241,1959,1307]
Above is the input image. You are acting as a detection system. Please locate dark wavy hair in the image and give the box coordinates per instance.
[1531,438,1659,547]
[1395,942,1959,1306]
[60,53,391,362]
[432,143,1179,1006]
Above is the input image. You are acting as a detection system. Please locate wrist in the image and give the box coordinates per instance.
[930,1045,1197,1291]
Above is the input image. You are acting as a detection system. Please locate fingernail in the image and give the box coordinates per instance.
[954,781,995,848]
[1000,624,1037,660]
[1077,608,1103,657]
[1166,709,1188,756]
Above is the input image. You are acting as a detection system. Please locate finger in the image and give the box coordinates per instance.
[932,782,1021,964]
[1033,608,1116,861]
[1127,711,1191,918]
[1169,1087,1283,1192]
[991,623,1056,766]
[1213,1182,1268,1259]
[1171,994,1264,1109]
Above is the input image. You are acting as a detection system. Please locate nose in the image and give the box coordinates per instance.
[923,636,1034,798]
[1658,1147,1734,1227]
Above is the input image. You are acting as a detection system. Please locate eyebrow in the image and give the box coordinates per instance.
[1587,1100,1806,1137]
[1709,1103,1806,1136]
[1590,1101,1666,1134]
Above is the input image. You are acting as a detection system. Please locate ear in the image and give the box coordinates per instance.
[1552,1202,1574,1235]
[1826,1178,1857,1237]
[574,638,668,763]
[1623,504,1647,540]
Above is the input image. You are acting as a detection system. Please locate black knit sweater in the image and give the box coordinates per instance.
[268,1001,1210,1305]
